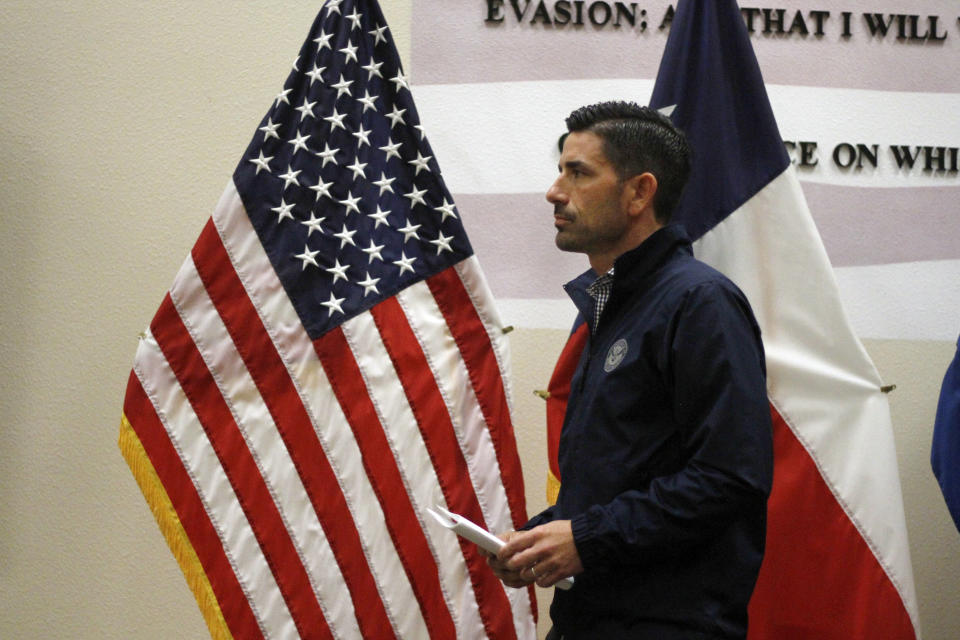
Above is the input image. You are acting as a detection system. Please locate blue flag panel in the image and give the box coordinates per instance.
[232,0,472,339]
[649,0,790,241]
[932,336,960,533]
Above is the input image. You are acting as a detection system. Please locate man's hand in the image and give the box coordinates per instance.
[481,531,530,588]
[484,521,583,589]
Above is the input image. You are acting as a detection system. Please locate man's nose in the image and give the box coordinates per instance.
[546,178,566,204]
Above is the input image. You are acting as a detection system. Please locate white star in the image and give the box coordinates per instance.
[385,106,406,128]
[408,151,432,175]
[271,198,295,223]
[301,212,325,236]
[316,142,339,167]
[398,220,421,242]
[324,0,343,16]
[362,240,385,263]
[430,231,454,255]
[434,198,458,221]
[288,131,311,154]
[404,186,428,207]
[414,124,427,140]
[345,8,363,30]
[274,88,292,106]
[295,98,317,121]
[347,158,367,181]
[372,172,395,195]
[379,138,402,161]
[249,151,273,174]
[352,124,371,149]
[313,28,333,50]
[305,63,326,85]
[368,205,391,228]
[358,90,378,113]
[331,74,353,99]
[309,177,333,201]
[326,258,350,283]
[291,56,300,72]
[339,191,362,215]
[279,165,301,190]
[334,223,357,248]
[369,25,388,45]
[390,70,409,92]
[324,108,348,131]
[358,272,380,296]
[320,292,346,317]
[340,41,359,64]
[362,59,383,79]
[294,244,319,270]
[259,117,281,141]
[393,252,416,275]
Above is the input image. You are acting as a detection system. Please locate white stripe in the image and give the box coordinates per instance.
[455,257,515,415]
[694,166,920,632]
[211,181,414,638]
[454,258,537,640]
[769,84,960,188]
[397,282,512,533]
[492,261,960,342]
[413,80,960,192]
[413,79,653,195]
[834,259,960,341]
[132,330,289,639]
[397,282,537,640]
[168,255,358,639]
[495,298,580,331]
[339,312,451,640]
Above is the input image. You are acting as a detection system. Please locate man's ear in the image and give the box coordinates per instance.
[624,172,658,218]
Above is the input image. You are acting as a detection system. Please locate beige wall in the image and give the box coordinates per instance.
[1,2,957,639]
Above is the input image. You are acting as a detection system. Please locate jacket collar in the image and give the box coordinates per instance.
[563,224,692,328]
[610,223,692,293]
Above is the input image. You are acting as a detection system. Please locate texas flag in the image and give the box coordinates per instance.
[544,1,920,637]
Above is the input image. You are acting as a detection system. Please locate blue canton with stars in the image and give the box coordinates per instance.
[232,0,472,340]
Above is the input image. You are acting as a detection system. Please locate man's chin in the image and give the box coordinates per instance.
[554,233,583,253]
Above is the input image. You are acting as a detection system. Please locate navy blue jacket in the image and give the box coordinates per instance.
[527,225,773,639]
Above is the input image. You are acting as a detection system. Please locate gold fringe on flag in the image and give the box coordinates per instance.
[546,468,561,507]
[118,413,234,640]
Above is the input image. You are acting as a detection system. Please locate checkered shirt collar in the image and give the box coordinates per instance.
[586,268,615,334]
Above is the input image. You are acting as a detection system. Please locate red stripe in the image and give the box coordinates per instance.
[426,268,528,530]
[427,268,538,618]
[150,294,332,639]
[191,219,395,639]
[123,371,264,640]
[313,324,457,640]
[747,406,916,639]
[545,322,589,481]
[371,296,518,640]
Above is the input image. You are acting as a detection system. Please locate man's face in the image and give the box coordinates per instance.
[546,131,629,260]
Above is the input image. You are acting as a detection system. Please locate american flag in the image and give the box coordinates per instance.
[119,0,537,638]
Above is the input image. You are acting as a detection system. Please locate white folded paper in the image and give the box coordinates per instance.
[427,505,574,590]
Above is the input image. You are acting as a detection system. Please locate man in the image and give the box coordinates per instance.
[486,101,773,638]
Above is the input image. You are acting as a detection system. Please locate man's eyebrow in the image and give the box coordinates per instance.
[559,159,588,172]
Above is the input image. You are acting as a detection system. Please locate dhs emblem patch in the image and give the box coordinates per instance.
[604,338,629,373]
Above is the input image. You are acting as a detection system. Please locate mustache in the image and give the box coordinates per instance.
[553,205,573,220]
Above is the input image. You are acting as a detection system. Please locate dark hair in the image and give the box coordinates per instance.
[563,101,691,224]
